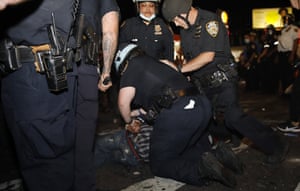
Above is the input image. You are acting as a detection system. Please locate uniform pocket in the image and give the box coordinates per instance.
[19,111,75,159]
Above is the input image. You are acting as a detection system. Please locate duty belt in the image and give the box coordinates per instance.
[2,43,51,72]
[144,86,200,124]
[0,39,72,92]
[195,70,229,88]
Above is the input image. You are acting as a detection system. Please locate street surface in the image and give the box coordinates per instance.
[96,89,300,191]
[0,88,299,191]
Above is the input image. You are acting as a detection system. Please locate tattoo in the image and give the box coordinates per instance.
[101,11,119,75]
[102,32,116,74]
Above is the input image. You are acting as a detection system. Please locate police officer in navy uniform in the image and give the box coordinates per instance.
[257,24,279,93]
[75,0,119,190]
[113,43,243,188]
[162,0,289,165]
[0,0,119,190]
[119,0,174,61]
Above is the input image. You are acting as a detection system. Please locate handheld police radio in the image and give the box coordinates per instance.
[43,12,68,92]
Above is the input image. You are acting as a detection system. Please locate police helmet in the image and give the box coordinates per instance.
[133,0,160,3]
[162,0,193,22]
[114,43,138,72]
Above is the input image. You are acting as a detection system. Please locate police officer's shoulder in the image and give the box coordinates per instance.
[198,8,219,21]
[120,17,140,28]
[199,8,221,37]
[154,16,166,23]
[155,17,171,28]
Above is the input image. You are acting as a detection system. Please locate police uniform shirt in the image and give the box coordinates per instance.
[119,55,193,109]
[81,0,120,34]
[119,16,174,61]
[3,0,74,45]
[262,35,278,57]
[242,42,258,60]
[180,8,232,76]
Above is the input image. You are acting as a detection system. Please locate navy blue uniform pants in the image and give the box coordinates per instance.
[149,96,212,186]
[74,64,99,191]
[1,63,76,191]
[205,81,282,154]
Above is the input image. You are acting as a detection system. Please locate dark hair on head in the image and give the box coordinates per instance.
[278,7,288,15]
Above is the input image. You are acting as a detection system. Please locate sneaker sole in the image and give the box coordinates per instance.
[277,127,300,133]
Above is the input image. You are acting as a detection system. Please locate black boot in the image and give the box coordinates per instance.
[265,136,290,164]
[198,152,237,188]
[213,141,244,175]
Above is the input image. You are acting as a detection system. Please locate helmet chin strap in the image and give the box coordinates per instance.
[177,8,191,29]
[139,13,156,22]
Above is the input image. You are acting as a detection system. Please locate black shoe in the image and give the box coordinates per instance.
[198,152,237,188]
[265,138,289,164]
[214,141,244,175]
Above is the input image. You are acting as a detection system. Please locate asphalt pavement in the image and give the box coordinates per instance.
[96,89,300,191]
[1,88,300,191]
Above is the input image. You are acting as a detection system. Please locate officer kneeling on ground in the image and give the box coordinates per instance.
[108,43,244,188]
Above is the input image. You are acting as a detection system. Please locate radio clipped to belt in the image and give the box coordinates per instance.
[0,13,74,92]
[34,13,74,92]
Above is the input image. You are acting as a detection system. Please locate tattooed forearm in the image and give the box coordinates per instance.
[102,32,118,74]
[102,11,119,74]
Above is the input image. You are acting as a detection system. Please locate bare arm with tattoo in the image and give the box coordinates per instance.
[98,10,119,92]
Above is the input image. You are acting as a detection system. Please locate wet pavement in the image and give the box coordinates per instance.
[1,87,300,191]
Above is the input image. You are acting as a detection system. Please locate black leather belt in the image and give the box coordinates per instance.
[10,45,35,63]
[174,86,200,97]
[8,44,51,63]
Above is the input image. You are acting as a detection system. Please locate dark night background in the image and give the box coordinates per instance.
[116,0,296,44]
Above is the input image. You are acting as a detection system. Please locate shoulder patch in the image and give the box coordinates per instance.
[206,21,219,38]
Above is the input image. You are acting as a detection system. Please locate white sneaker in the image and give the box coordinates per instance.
[277,122,300,133]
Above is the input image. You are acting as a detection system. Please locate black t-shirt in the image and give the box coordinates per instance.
[119,55,193,109]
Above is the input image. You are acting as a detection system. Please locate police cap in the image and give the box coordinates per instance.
[162,0,192,22]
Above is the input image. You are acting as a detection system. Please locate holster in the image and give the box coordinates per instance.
[82,26,100,67]
[192,62,238,89]
[0,38,73,92]
[0,39,30,76]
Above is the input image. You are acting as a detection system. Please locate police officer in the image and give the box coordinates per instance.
[110,0,174,126]
[257,24,279,93]
[162,0,289,165]
[113,43,242,188]
[0,0,119,191]
[239,32,260,91]
[277,18,299,95]
[75,0,119,190]
[119,0,174,61]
